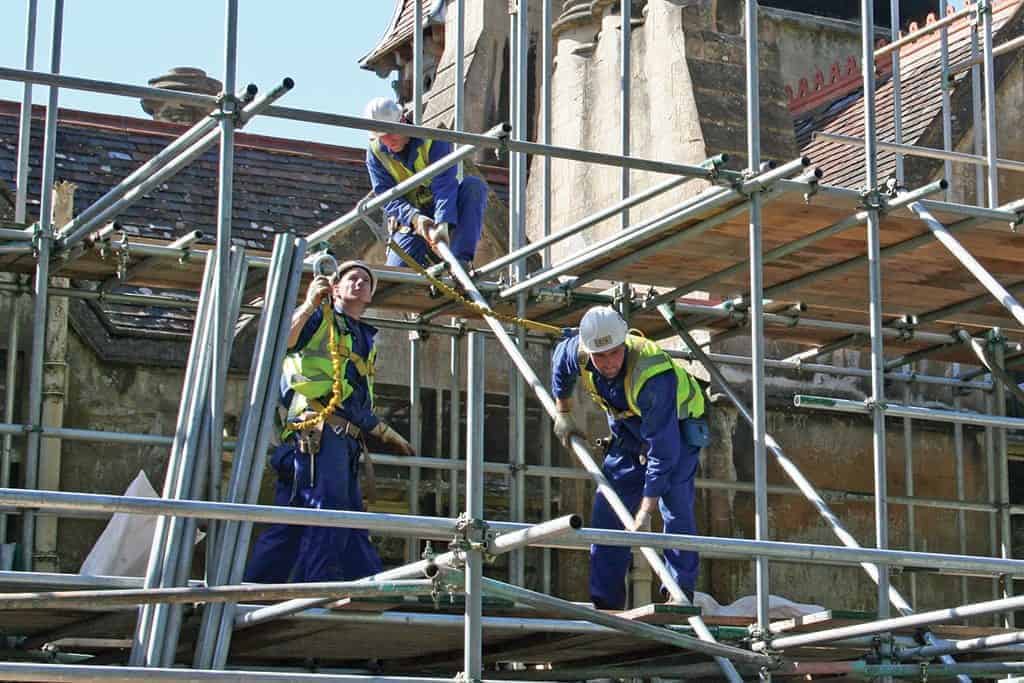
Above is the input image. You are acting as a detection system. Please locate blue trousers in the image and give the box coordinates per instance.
[385,175,488,266]
[589,437,700,610]
[244,427,382,583]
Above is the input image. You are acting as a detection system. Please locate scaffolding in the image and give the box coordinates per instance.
[2,0,1024,679]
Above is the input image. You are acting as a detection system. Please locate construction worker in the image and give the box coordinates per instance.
[550,306,709,610]
[245,258,415,583]
[363,96,488,269]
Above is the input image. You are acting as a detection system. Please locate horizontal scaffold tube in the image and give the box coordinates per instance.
[794,394,1024,430]
[0,663,534,683]
[766,591,1024,651]
[0,578,438,611]
[0,443,1003,521]
[0,487,1020,578]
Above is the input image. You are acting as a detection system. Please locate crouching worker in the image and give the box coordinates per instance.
[245,258,415,583]
[363,96,488,269]
[550,306,710,610]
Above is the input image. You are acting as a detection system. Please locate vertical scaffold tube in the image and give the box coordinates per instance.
[745,0,771,641]
[463,332,485,681]
[22,0,64,574]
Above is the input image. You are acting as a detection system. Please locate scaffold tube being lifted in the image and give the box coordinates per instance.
[429,242,745,682]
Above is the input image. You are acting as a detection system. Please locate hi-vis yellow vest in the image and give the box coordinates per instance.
[370,138,434,212]
[280,306,376,432]
[578,334,704,422]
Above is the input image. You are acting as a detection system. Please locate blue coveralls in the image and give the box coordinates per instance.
[552,333,702,610]
[244,308,383,583]
[365,137,488,266]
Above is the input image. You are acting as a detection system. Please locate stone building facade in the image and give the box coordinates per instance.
[358,0,1024,612]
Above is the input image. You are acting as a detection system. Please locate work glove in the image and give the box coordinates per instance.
[427,222,450,247]
[413,214,435,241]
[371,421,416,456]
[553,411,584,449]
[304,275,332,309]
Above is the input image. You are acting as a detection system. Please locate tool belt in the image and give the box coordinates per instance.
[386,216,415,236]
[291,401,377,504]
[595,435,650,465]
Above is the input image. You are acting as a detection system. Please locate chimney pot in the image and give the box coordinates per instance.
[141,67,223,124]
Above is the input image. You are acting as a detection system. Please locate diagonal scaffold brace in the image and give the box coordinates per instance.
[655,303,971,668]
[430,242,750,681]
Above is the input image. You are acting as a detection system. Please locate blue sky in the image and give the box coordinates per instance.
[0,2,398,149]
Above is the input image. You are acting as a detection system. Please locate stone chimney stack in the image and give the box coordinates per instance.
[141,67,223,124]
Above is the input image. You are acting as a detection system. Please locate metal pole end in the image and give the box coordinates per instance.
[569,513,583,529]
[244,83,259,99]
[499,122,513,135]
[281,77,295,90]
[800,155,812,167]
[423,562,440,579]
[811,166,825,179]
[938,178,950,191]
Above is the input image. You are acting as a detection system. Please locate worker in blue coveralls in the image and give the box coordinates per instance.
[363,97,488,268]
[551,306,710,610]
[245,258,416,583]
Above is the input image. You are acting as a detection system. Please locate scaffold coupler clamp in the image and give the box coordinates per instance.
[1011,211,1024,233]
[30,222,45,260]
[700,153,727,182]
[865,634,895,664]
[212,91,241,125]
[864,397,887,413]
[859,186,887,213]
[115,233,130,280]
[883,177,905,202]
[450,512,491,563]
[894,315,917,342]
[986,326,1006,346]
[454,671,481,683]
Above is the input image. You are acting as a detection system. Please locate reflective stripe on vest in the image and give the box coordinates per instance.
[280,305,376,429]
[370,138,434,211]
[577,334,704,421]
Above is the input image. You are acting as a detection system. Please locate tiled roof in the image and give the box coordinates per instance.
[360,0,442,73]
[0,102,372,250]
[795,0,1023,189]
[0,101,507,350]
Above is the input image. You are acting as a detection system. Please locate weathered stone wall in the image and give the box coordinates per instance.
[526,0,799,263]
[762,7,868,97]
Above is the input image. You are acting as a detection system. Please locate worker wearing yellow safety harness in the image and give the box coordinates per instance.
[363,97,488,269]
[551,306,710,610]
[245,259,414,584]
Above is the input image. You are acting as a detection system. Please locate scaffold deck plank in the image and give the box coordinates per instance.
[0,596,1015,669]
[1,187,1020,364]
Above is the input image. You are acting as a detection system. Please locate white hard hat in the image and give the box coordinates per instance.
[579,306,628,354]
[363,97,403,134]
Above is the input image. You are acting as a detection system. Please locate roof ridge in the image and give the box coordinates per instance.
[786,49,892,116]
[787,0,1022,116]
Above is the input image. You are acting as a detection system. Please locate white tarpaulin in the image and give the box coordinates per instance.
[80,471,202,577]
[693,591,825,619]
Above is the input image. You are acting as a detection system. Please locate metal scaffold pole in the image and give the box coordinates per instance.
[508,0,529,587]
[744,0,771,645]
[408,330,422,563]
[859,3,893,640]
[22,0,63,574]
[981,0,999,206]
[463,332,485,682]
[14,0,38,225]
